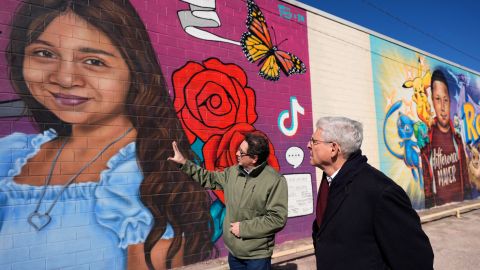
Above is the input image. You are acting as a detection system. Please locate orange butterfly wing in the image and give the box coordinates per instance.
[241,0,273,60]
[274,50,306,76]
[240,0,306,81]
[245,0,272,48]
[259,54,281,81]
[241,32,272,63]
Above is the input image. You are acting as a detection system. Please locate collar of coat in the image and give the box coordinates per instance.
[317,150,369,233]
[238,161,267,177]
[329,150,368,191]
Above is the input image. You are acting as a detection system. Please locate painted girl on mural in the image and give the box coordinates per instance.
[1,0,213,269]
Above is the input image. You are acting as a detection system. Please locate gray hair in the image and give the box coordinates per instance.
[315,117,363,158]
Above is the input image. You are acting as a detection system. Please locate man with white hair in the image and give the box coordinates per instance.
[308,116,433,270]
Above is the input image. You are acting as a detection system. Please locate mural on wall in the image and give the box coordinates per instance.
[177,0,240,45]
[278,4,306,23]
[285,146,304,168]
[278,96,305,136]
[175,0,308,82]
[241,0,307,81]
[171,57,282,241]
[0,0,312,269]
[371,36,480,209]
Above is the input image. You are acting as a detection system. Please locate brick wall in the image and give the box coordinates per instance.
[0,0,478,268]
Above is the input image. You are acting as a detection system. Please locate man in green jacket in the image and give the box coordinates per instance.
[168,133,288,270]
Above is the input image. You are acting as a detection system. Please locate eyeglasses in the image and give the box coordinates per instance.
[309,137,332,145]
[238,149,251,157]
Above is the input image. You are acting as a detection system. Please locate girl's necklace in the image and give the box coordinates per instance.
[27,127,133,231]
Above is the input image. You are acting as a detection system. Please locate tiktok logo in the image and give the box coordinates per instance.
[278,96,305,136]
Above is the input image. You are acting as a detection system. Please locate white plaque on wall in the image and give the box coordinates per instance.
[284,173,313,217]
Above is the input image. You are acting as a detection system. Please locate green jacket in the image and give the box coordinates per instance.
[180,160,288,259]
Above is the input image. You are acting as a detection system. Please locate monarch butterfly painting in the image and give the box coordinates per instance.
[240,0,306,81]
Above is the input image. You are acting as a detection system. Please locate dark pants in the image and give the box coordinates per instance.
[228,253,271,270]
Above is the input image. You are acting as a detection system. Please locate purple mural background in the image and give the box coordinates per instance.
[0,0,315,258]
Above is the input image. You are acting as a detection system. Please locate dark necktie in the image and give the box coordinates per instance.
[316,177,329,227]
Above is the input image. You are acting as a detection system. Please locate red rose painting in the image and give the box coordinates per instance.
[172,58,258,144]
[172,58,280,204]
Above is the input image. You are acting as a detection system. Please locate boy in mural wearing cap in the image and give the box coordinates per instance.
[421,69,473,207]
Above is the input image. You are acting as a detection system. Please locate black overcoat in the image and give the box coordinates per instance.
[313,151,434,270]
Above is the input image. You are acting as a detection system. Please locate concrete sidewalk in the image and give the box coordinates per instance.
[176,198,480,270]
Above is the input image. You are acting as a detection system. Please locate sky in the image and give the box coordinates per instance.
[296,0,480,73]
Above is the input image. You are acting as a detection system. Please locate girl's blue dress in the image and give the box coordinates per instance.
[0,130,173,270]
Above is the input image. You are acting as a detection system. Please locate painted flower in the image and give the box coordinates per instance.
[172,58,257,143]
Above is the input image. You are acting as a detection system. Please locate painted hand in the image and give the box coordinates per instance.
[230,222,240,238]
[167,141,187,165]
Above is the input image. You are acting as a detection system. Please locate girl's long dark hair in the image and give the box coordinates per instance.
[7,0,214,268]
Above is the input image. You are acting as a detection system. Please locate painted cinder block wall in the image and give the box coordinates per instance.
[0,0,311,269]
[301,0,480,210]
[0,0,479,268]
[307,10,379,189]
